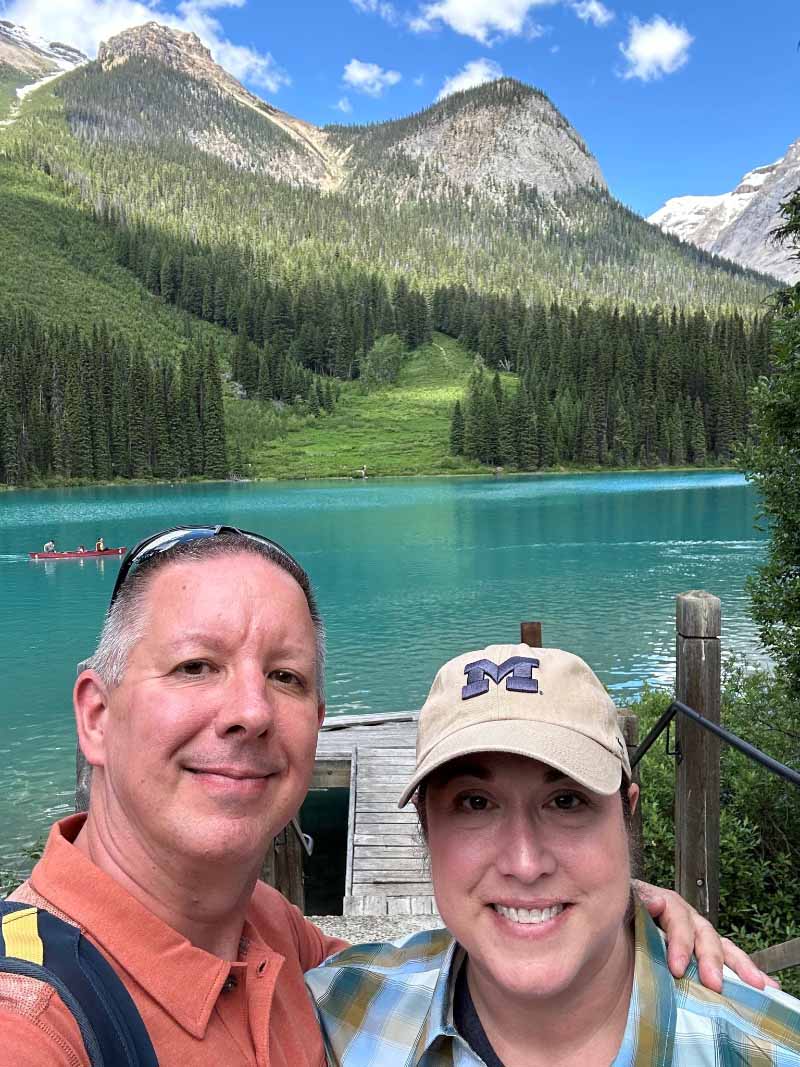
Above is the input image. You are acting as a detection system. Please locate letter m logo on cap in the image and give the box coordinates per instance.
[462,657,540,700]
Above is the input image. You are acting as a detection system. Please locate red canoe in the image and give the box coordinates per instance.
[29,547,127,560]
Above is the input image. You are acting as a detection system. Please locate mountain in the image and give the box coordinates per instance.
[6,20,772,316]
[0,21,86,127]
[94,25,604,201]
[328,78,605,202]
[0,20,85,77]
[648,140,800,283]
[97,23,343,189]
[0,20,778,488]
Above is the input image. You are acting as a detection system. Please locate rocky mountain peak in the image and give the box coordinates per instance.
[0,20,87,76]
[98,22,214,79]
[96,21,345,190]
[649,137,800,283]
[404,78,606,199]
[330,76,605,203]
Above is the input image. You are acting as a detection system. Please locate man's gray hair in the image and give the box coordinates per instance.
[86,533,326,698]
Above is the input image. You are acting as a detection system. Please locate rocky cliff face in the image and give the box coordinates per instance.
[0,21,86,76]
[95,27,604,202]
[649,141,800,283]
[97,22,345,189]
[385,81,605,200]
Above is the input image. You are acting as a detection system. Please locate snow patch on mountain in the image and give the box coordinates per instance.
[649,142,800,283]
[0,20,86,75]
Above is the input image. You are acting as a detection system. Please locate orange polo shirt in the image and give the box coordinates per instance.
[0,815,347,1067]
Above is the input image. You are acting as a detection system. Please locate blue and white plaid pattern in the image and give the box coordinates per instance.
[305,902,800,1066]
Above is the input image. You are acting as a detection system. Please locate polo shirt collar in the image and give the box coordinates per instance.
[30,814,281,1039]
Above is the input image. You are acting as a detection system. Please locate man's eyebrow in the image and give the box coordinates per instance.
[164,632,229,652]
[163,633,315,661]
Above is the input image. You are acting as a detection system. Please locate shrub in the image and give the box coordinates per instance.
[632,660,800,994]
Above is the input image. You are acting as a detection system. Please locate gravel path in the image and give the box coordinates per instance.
[307,914,442,945]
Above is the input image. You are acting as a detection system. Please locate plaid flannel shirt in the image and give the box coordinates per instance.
[305,900,800,1067]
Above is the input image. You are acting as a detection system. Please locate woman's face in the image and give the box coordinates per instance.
[423,751,638,1007]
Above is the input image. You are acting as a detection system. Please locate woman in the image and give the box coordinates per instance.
[306,645,800,1066]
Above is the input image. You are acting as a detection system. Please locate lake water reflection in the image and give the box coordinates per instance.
[0,470,767,869]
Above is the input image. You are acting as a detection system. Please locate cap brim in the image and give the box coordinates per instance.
[397,719,624,807]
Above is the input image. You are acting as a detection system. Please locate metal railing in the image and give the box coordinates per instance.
[631,698,800,787]
[630,697,800,974]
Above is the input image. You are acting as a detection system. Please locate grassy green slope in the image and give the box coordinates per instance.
[0,64,33,119]
[251,334,496,478]
[0,157,234,359]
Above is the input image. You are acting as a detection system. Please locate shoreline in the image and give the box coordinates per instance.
[0,464,744,493]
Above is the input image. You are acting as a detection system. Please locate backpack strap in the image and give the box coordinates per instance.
[0,901,158,1067]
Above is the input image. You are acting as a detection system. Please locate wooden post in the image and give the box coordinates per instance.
[675,591,721,924]
[520,621,543,647]
[262,822,305,911]
[619,714,643,865]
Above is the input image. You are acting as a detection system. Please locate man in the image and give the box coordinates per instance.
[42,540,56,553]
[0,526,772,1066]
[2,526,344,1066]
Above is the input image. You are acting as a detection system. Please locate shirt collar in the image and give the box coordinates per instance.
[408,900,680,1067]
[30,814,284,1038]
[615,899,679,1067]
[410,937,465,1062]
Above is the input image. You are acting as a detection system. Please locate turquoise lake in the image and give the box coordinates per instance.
[0,470,767,871]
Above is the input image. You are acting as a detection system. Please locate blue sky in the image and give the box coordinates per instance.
[4,0,799,216]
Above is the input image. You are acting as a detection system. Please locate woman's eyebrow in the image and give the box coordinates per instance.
[439,762,492,783]
[543,768,572,783]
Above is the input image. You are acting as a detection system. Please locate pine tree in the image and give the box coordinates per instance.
[201,346,228,479]
[498,391,518,466]
[450,400,465,456]
[690,398,707,466]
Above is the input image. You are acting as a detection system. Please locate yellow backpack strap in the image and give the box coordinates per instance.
[1,905,44,965]
[0,901,159,1066]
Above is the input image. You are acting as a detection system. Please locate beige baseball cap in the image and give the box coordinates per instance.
[398,644,631,807]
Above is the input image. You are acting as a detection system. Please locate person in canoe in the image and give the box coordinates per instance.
[95,536,105,552]
[42,539,56,553]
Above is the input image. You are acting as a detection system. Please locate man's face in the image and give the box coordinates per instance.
[425,752,634,1007]
[92,551,324,868]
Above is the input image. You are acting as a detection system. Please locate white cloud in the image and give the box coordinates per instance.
[343,57,402,96]
[619,15,692,81]
[2,0,290,92]
[350,0,398,23]
[413,73,425,86]
[334,96,353,113]
[436,56,503,100]
[572,0,613,27]
[411,0,552,44]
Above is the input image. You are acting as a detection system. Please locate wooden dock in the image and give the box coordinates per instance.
[315,711,438,917]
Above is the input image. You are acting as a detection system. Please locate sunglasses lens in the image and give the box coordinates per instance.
[110,525,300,608]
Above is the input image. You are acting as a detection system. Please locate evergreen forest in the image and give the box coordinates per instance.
[0,53,782,486]
[0,311,227,484]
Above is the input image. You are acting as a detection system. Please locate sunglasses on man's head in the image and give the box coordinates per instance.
[109,525,301,608]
